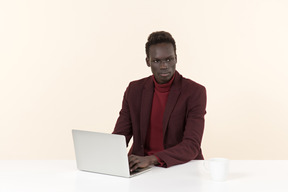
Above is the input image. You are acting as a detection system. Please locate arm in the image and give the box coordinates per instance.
[114,84,158,171]
[112,85,133,146]
[155,86,207,167]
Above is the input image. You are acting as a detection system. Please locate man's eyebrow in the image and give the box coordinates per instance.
[166,55,175,58]
[152,55,175,59]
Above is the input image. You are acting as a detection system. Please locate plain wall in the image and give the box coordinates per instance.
[0,0,288,160]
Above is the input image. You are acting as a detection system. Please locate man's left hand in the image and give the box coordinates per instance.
[128,155,158,172]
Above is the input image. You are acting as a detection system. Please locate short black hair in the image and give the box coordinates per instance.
[145,31,176,58]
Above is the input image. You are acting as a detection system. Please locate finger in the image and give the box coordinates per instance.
[129,157,139,168]
[129,159,140,169]
[129,155,137,165]
[129,159,136,168]
[130,162,139,172]
[128,155,136,163]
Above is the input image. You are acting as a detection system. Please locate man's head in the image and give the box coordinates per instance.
[145,31,177,84]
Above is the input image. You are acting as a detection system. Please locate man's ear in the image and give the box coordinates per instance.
[146,57,150,67]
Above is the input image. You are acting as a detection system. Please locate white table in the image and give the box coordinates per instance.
[0,160,287,192]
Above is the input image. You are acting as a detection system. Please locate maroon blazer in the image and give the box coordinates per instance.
[113,71,207,168]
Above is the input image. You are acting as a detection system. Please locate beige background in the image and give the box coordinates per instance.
[0,0,287,160]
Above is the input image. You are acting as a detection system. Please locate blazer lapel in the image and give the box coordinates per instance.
[140,77,154,147]
[163,71,182,137]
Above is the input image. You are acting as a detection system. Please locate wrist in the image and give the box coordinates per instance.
[149,155,159,166]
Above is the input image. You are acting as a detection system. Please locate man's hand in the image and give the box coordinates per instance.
[128,155,158,172]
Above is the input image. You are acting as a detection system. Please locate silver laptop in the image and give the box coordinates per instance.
[72,129,151,178]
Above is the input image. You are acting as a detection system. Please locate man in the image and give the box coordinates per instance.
[113,31,207,172]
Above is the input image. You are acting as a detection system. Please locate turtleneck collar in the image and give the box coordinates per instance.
[152,72,176,93]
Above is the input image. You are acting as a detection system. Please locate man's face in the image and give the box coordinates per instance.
[146,43,177,84]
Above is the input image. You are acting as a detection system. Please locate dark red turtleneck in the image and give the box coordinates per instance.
[144,73,175,165]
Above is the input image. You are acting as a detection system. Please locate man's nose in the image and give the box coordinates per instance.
[159,61,168,69]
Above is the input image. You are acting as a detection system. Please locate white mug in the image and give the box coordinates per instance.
[204,158,230,181]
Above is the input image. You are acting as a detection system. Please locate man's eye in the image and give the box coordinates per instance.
[153,60,159,63]
[166,58,171,62]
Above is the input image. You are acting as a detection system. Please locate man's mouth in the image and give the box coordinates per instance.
[159,73,170,77]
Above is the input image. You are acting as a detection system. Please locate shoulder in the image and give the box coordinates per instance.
[175,71,206,92]
[124,75,153,96]
[181,76,206,91]
[128,76,151,87]
[127,75,152,90]
[177,73,207,106]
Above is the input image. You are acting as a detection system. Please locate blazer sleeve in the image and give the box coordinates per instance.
[112,84,133,146]
[154,86,207,167]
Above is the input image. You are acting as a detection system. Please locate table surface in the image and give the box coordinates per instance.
[0,160,287,192]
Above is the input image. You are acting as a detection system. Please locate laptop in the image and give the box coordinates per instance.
[72,129,152,178]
